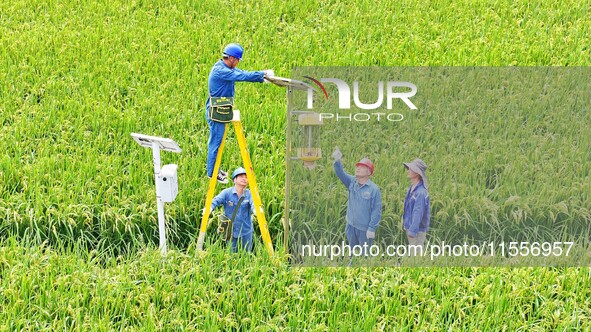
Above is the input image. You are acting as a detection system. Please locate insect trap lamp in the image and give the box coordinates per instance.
[131,133,181,254]
[295,112,323,170]
[263,76,325,171]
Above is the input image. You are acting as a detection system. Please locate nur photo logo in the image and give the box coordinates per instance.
[303,76,418,110]
[302,75,418,122]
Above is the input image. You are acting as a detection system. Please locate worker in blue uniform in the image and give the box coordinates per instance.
[205,43,273,183]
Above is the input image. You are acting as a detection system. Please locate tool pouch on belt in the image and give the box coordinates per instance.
[217,196,245,241]
[217,214,233,241]
[209,96,234,123]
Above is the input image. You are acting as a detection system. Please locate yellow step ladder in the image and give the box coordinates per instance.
[196,110,274,256]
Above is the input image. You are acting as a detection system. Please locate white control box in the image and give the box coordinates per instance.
[156,164,178,202]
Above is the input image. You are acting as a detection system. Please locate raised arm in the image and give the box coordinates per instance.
[215,66,265,83]
[334,160,354,188]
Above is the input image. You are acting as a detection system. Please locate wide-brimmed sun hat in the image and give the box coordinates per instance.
[403,158,428,189]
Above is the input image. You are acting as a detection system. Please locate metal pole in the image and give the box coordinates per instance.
[284,87,291,254]
[152,142,167,254]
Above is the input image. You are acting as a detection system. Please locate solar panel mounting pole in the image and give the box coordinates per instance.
[131,133,181,255]
[152,142,167,253]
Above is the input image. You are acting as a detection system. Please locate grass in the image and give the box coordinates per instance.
[1,0,591,329]
[1,238,590,331]
[286,67,591,263]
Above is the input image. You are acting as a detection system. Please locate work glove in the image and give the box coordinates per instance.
[366,230,375,239]
[263,69,275,77]
[263,69,275,83]
[332,147,342,162]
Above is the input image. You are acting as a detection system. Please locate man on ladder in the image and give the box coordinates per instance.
[205,43,273,183]
[199,43,275,255]
[200,45,311,255]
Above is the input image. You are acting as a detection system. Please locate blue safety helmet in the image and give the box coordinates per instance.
[232,167,247,181]
[223,43,244,60]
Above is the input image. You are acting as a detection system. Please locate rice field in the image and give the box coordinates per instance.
[1,0,591,329]
[2,238,591,331]
[286,67,591,266]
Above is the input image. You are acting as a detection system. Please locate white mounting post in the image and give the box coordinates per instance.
[131,133,181,255]
[152,142,167,254]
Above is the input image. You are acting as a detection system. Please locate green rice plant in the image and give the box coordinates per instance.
[1,237,590,330]
[2,0,591,328]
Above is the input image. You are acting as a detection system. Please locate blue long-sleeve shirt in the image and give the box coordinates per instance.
[206,59,264,109]
[334,161,382,232]
[211,187,254,237]
[402,182,431,237]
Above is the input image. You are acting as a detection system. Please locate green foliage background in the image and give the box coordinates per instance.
[1,0,591,329]
[286,67,591,263]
